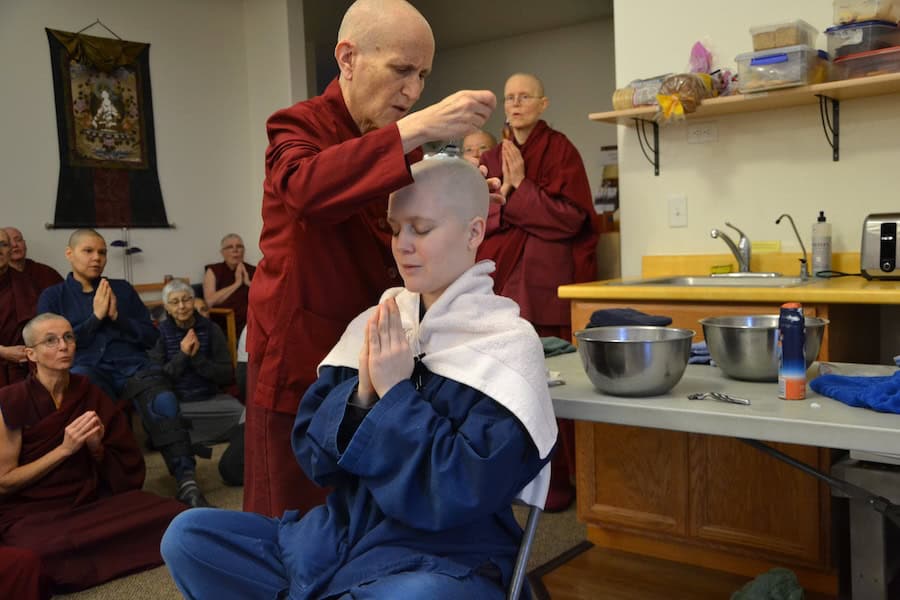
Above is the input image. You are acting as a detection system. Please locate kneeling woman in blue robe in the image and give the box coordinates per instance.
[161,156,558,599]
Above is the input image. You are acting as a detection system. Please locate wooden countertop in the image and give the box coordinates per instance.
[558,275,900,304]
[559,252,900,305]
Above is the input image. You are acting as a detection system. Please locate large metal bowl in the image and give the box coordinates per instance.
[699,315,829,382]
[574,326,695,397]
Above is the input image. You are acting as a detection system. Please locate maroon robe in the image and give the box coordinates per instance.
[477,119,598,335]
[244,77,422,516]
[21,259,64,294]
[204,260,255,337]
[0,268,39,388]
[0,374,186,593]
[0,546,49,600]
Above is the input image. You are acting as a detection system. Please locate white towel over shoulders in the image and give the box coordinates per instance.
[320,260,558,458]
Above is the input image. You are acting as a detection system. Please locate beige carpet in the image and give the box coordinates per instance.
[57,437,585,599]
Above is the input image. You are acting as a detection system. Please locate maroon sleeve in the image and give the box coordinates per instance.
[89,384,146,493]
[265,114,416,225]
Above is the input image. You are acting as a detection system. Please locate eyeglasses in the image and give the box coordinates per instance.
[30,332,76,348]
[167,297,194,307]
[221,244,244,252]
[503,94,542,105]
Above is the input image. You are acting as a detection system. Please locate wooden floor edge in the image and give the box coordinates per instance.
[587,527,839,596]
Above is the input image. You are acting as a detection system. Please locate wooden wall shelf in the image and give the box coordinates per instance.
[589,72,900,175]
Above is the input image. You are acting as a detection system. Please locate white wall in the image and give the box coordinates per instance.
[418,19,618,197]
[0,0,299,286]
[613,0,900,277]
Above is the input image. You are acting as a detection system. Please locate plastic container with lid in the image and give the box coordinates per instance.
[825,20,900,58]
[834,0,900,24]
[834,45,900,76]
[735,45,832,93]
[750,19,819,51]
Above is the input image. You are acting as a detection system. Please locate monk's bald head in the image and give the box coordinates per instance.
[23,313,71,348]
[338,0,432,53]
[400,157,489,223]
[505,73,545,97]
[67,228,104,249]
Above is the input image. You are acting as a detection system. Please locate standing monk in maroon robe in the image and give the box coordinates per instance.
[245,0,498,516]
[477,73,598,512]
[0,313,186,594]
[203,233,255,338]
[2,227,63,294]
[0,229,39,388]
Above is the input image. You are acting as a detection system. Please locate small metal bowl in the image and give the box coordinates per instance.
[574,326,695,397]
[700,315,828,382]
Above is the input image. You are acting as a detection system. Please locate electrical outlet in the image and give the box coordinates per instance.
[686,122,718,144]
[668,194,688,228]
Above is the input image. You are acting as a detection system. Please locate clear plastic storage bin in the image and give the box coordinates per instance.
[834,0,900,24]
[751,20,819,51]
[834,45,900,76]
[735,45,832,93]
[825,20,900,58]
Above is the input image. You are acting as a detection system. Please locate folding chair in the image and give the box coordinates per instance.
[508,462,551,600]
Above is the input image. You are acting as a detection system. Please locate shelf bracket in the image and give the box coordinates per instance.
[633,118,659,176]
[817,95,839,162]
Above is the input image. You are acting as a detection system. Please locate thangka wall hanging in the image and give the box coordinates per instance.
[46,27,170,228]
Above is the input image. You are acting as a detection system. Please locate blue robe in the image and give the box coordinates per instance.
[162,364,548,599]
[37,275,158,396]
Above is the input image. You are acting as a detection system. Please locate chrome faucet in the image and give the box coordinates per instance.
[710,222,751,272]
[775,213,810,280]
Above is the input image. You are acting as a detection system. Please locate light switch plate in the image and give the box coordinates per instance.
[668,194,688,228]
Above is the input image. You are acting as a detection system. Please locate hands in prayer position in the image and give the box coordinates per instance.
[500,140,525,197]
[92,279,119,321]
[60,410,104,457]
[180,329,200,357]
[357,298,413,407]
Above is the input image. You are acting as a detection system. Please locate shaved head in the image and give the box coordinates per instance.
[67,228,104,249]
[22,313,70,347]
[3,227,21,239]
[506,72,545,97]
[338,0,432,53]
[401,157,489,222]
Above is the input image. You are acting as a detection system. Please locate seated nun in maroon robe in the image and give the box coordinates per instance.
[476,73,598,513]
[0,313,186,594]
[203,233,255,337]
[2,227,64,294]
[0,228,39,388]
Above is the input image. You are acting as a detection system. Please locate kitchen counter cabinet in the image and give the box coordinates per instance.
[570,299,840,594]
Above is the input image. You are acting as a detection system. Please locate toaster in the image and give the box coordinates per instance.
[861,213,900,280]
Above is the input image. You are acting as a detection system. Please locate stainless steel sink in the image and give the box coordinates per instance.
[609,273,818,287]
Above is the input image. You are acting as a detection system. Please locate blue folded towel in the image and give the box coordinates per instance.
[587,308,673,329]
[810,371,900,414]
[689,341,712,365]
[541,336,577,357]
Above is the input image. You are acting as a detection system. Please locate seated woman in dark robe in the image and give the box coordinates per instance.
[0,313,186,595]
[150,280,243,446]
[202,233,254,338]
[162,157,558,599]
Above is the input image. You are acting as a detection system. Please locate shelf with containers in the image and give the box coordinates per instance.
[590,71,900,175]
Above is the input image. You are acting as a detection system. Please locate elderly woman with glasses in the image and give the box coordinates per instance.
[149,280,243,447]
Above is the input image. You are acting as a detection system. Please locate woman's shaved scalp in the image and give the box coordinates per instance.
[408,157,489,221]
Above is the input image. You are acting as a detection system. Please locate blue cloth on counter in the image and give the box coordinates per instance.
[810,371,900,414]
[541,336,576,357]
[689,341,712,365]
[587,308,672,329]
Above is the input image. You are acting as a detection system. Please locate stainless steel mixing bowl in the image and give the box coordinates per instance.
[699,314,828,382]
[574,326,695,397]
